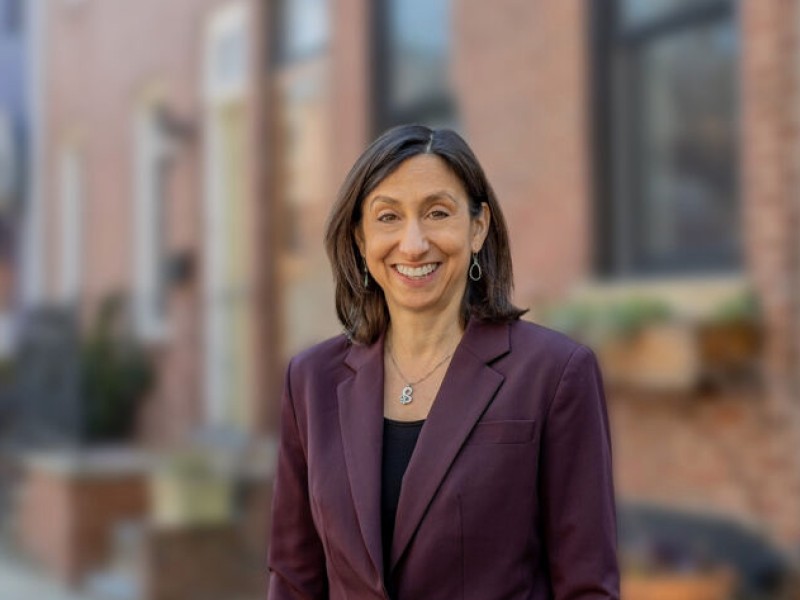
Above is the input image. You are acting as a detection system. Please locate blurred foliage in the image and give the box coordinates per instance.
[541,296,674,347]
[0,356,12,382]
[542,288,762,349]
[708,289,761,325]
[80,293,154,443]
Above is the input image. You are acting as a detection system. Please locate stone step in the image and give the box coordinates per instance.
[83,569,140,600]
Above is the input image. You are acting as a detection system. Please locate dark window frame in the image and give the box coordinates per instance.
[371,0,457,135]
[590,0,740,277]
[2,0,22,35]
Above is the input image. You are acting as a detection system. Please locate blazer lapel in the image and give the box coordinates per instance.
[337,334,386,581]
[390,319,511,571]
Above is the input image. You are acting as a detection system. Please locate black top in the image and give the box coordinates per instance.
[381,417,425,599]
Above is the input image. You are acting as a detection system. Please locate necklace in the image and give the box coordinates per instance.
[387,343,455,405]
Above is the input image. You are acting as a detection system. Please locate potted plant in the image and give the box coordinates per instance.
[696,291,762,387]
[540,288,763,392]
[80,293,154,443]
[541,296,698,390]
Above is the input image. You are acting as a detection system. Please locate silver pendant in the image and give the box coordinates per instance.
[400,385,413,405]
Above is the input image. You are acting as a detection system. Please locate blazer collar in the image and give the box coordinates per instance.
[337,319,511,581]
[343,317,511,370]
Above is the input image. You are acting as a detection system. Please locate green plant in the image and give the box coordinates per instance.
[0,357,13,383]
[708,289,760,324]
[80,293,154,442]
[541,296,673,346]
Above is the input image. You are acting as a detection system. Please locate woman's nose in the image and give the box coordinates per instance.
[398,219,429,256]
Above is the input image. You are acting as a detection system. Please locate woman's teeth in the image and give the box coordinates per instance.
[396,264,437,278]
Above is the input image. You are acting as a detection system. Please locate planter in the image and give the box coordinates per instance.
[150,451,233,527]
[598,319,761,392]
[697,320,761,383]
[598,322,699,391]
[17,447,149,585]
[622,570,735,600]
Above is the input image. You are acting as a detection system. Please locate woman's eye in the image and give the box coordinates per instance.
[429,209,450,219]
[377,213,398,223]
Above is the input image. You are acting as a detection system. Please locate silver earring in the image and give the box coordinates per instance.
[469,253,482,281]
[363,259,369,288]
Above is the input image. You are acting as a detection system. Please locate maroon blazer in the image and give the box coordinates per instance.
[267,318,619,599]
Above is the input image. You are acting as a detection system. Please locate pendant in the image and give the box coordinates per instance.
[400,385,413,405]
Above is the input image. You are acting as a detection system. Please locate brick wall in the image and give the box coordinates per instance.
[741,0,800,416]
[18,462,148,584]
[738,0,800,547]
[611,388,800,545]
[142,478,272,600]
[453,0,592,306]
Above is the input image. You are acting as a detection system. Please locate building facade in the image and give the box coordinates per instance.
[272,0,800,551]
[0,0,29,359]
[31,0,800,572]
[36,0,278,444]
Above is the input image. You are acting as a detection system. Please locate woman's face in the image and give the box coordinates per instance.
[357,154,490,320]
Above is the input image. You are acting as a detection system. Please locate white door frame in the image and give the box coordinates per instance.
[202,0,250,429]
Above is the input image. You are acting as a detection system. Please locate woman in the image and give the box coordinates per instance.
[267,125,619,599]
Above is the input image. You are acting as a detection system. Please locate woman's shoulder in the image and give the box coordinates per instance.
[507,318,594,364]
[289,332,354,376]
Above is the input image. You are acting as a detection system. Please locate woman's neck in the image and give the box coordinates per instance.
[386,309,464,364]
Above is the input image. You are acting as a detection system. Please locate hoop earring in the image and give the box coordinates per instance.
[469,253,482,282]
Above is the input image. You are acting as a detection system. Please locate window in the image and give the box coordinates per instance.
[205,4,249,103]
[271,0,330,257]
[373,0,456,132]
[592,0,740,276]
[57,147,83,304]
[0,111,17,210]
[272,0,329,65]
[2,0,21,34]
[133,105,170,340]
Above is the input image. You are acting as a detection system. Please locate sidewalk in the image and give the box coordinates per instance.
[0,551,99,600]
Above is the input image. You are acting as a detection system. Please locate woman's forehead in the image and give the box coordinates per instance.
[364,154,466,203]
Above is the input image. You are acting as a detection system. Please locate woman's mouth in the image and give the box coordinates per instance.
[394,263,439,279]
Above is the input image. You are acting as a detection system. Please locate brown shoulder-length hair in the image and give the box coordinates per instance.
[324,124,526,345]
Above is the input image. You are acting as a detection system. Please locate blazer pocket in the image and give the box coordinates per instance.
[465,419,536,445]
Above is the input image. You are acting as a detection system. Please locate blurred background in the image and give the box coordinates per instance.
[0,0,798,598]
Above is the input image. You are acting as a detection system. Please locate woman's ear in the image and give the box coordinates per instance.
[471,203,491,253]
[354,226,365,258]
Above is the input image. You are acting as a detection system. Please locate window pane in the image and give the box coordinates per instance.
[215,30,247,89]
[620,0,716,29]
[384,0,454,126]
[276,0,329,63]
[636,19,738,271]
[3,0,22,34]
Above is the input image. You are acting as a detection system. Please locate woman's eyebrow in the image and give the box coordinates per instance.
[368,190,459,209]
[424,190,458,203]
[368,195,400,209]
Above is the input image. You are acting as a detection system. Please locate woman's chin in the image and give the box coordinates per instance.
[385,290,464,319]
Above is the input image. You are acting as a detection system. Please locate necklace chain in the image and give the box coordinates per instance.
[387,343,454,405]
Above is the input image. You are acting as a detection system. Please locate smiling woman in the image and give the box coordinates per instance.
[356,153,489,321]
[325,126,523,346]
[267,125,620,600]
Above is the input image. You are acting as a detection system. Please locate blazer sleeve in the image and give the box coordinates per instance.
[267,359,329,599]
[539,345,620,600]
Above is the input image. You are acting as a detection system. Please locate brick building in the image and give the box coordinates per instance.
[16,0,800,593]
[0,0,30,359]
[274,0,800,551]
[32,0,278,443]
